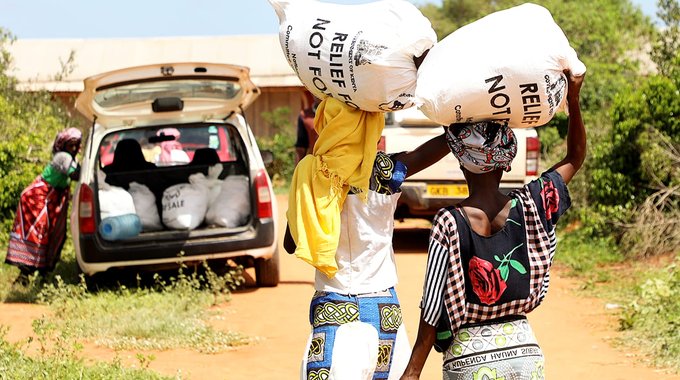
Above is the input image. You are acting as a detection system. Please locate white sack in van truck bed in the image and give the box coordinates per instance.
[161,173,209,230]
[204,164,224,206]
[206,175,251,228]
[128,182,163,232]
[269,0,436,113]
[415,3,587,128]
[98,171,136,220]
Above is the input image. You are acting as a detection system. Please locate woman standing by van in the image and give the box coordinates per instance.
[5,128,82,286]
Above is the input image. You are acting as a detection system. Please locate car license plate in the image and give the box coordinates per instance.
[426,184,469,197]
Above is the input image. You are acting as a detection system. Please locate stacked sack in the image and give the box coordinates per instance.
[98,172,136,220]
[415,3,586,128]
[161,164,251,230]
[269,0,437,112]
[161,172,211,230]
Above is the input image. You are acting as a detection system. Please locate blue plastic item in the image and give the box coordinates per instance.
[99,213,142,241]
[388,160,407,193]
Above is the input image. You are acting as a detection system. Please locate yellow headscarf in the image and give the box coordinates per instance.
[287,97,385,278]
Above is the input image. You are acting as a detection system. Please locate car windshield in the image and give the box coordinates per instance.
[94,78,242,108]
[99,124,238,168]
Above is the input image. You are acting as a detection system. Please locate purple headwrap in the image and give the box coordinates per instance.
[52,127,83,154]
[445,121,517,174]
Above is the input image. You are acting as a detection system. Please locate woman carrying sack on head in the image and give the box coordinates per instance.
[5,127,83,286]
[285,100,450,380]
[401,71,586,380]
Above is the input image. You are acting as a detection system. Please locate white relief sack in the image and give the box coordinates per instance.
[205,175,251,228]
[415,3,587,128]
[161,173,209,230]
[98,171,136,220]
[269,0,436,112]
[128,182,163,231]
[205,164,224,206]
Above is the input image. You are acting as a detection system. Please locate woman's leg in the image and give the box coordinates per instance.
[12,264,37,286]
[356,288,406,379]
[304,291,363,379]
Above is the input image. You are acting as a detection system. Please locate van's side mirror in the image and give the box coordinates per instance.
[261,150,274,165]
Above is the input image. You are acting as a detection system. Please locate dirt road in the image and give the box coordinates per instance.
[1,195,678,379]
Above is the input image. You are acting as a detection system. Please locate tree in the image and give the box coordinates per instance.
[0,28,75,226]
[651,0,680,79]
[257,106,296,188]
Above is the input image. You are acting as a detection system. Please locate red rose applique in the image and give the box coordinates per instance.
[540,180,560,221]
[468,256,507,305]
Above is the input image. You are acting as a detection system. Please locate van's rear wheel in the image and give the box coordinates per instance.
[255,249,279,287]
[76,264,102,291]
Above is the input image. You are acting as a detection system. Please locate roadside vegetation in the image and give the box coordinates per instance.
[0,0,678,377]
[1,240,247,378]
[0,324,175,380]
[258,106,296,194]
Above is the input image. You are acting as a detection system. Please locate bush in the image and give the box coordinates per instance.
[620,186,680,258]
[589,76,680,208]
[257,106,296,190]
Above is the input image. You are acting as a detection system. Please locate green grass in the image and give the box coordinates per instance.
[554,226,624,284]
[34,265,249,354]
[0,324,176,380]
[1,237,249,376]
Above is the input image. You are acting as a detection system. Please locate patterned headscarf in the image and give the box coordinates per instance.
[445,121,517,173]
[52,127,83,154]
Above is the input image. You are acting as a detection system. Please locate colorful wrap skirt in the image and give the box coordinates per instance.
[301,288,411,380]
[5,176,70,272]
[442,317,545,380]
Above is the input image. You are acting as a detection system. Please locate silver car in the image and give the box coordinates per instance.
[70,62,279,286]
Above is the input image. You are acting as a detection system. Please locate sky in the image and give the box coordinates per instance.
[0,0,661,40]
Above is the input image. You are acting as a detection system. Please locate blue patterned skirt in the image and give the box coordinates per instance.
[302,288,410,380]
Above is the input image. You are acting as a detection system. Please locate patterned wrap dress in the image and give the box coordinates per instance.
[5,157,77,272]
[301,152,411,380]
[420,170,571,380]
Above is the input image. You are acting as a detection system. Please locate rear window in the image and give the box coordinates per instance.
[99,124,240,169]
[94,78,241,108]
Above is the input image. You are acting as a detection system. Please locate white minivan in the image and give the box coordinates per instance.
[70,62,279,286]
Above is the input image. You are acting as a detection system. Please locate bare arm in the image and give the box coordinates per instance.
[295,147,306,165]
[400,312,437,379]
[551,70,586,184]
[283,223,296,254]
[394,133,449,179]
[414,49,430,70]
[294,114,309,165]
